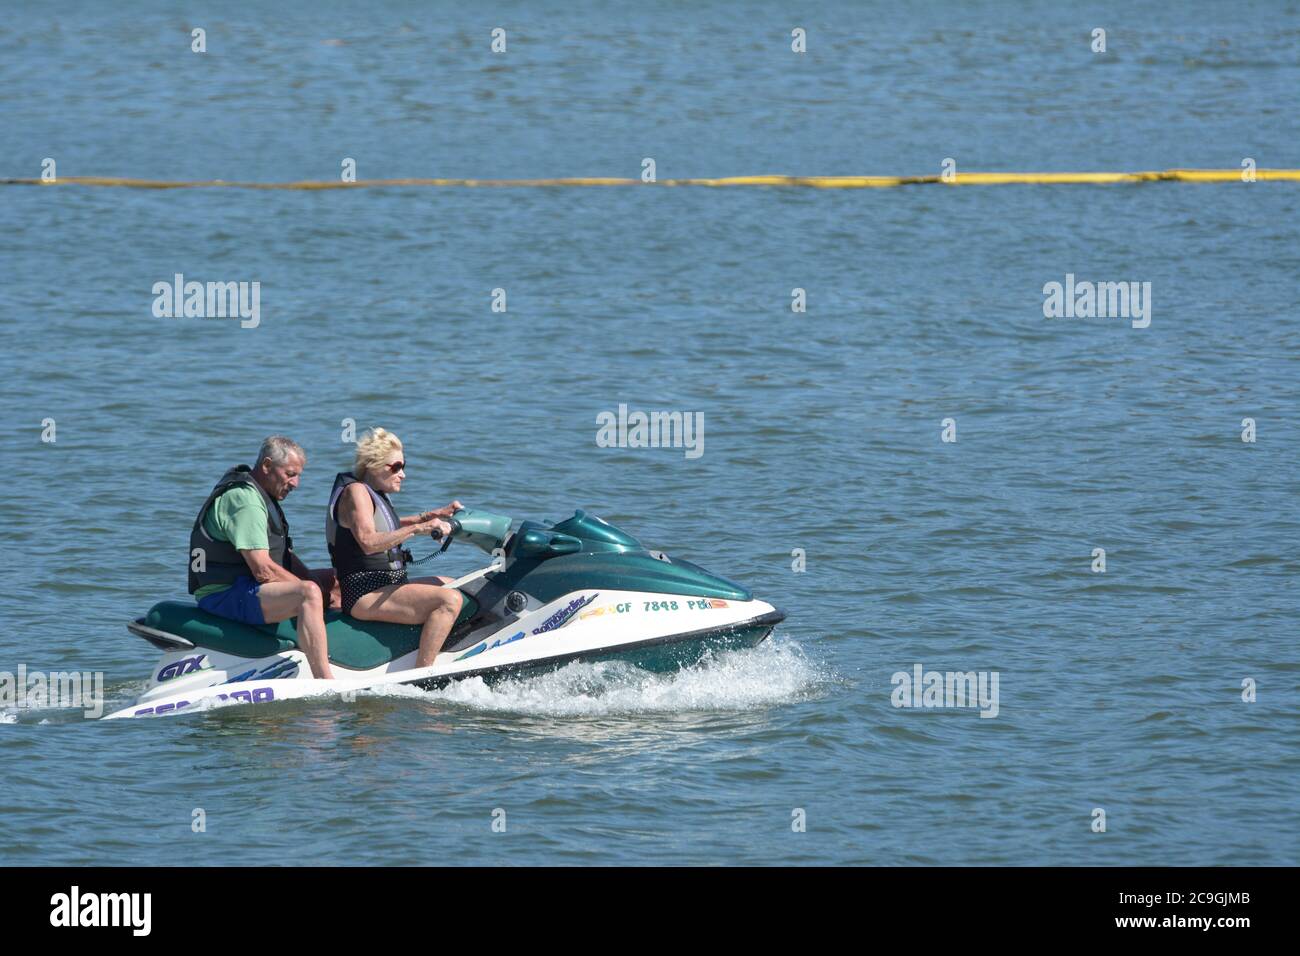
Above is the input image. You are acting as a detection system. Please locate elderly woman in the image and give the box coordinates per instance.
[326,427,465,667]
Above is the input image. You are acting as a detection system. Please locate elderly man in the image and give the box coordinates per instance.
[188,436,338,679]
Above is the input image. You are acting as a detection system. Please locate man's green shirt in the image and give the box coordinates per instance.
[193,485,270,600]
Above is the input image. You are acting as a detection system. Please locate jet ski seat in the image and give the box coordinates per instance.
[141,596,479,670]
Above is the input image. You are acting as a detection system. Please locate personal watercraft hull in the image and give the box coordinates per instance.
[105,593,783,719]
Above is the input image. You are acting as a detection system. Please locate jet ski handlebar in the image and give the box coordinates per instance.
[430,509,513,555]
[430,517,460,553]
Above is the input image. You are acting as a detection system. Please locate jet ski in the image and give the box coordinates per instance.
[105,509,785,719]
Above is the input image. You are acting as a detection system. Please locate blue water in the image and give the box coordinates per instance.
[1,1,1297,865]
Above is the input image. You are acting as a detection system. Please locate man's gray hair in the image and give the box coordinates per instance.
[255,435,306,468]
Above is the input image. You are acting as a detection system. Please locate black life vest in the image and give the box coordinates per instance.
[188,465,292,594]
[325,471,407,577]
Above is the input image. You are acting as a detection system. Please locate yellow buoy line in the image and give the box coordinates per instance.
[2,169,1298,189]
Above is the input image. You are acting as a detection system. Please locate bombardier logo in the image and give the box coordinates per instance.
[531,594,598,634]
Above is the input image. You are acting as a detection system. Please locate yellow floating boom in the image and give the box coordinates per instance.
[2,169,1298,189]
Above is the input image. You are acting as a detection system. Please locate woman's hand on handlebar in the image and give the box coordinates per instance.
[419,501,463,521]
[418,517,453,538]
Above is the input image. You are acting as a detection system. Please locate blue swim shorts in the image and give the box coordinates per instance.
[196,575,266,626]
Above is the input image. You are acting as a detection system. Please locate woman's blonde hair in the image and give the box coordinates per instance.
[353,427,403,479]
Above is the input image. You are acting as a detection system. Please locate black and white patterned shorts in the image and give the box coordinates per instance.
[340,569,409,614]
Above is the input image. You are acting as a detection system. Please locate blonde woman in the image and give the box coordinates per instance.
[325,428,465,667]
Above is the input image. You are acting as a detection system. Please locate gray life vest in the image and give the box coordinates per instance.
[188,465,292,594]
[326,472,406,576]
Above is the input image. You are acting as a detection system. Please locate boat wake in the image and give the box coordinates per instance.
[364,638,826,718]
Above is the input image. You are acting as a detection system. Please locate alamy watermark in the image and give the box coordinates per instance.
[891,663,999,718]
[596,403,704,459]
[152,273,261,328]
[1042,273,1151,328]
[1,665,104,719]
[50,886,150,935]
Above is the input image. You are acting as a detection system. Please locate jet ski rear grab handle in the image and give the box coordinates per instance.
[126,618,196,651]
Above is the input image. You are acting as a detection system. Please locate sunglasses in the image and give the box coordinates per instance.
[385,461,405,474]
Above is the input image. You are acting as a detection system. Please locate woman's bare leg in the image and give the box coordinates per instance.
[350,581,464,668]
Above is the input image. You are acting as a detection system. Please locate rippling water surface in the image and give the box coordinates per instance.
[1,0,1297,865]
